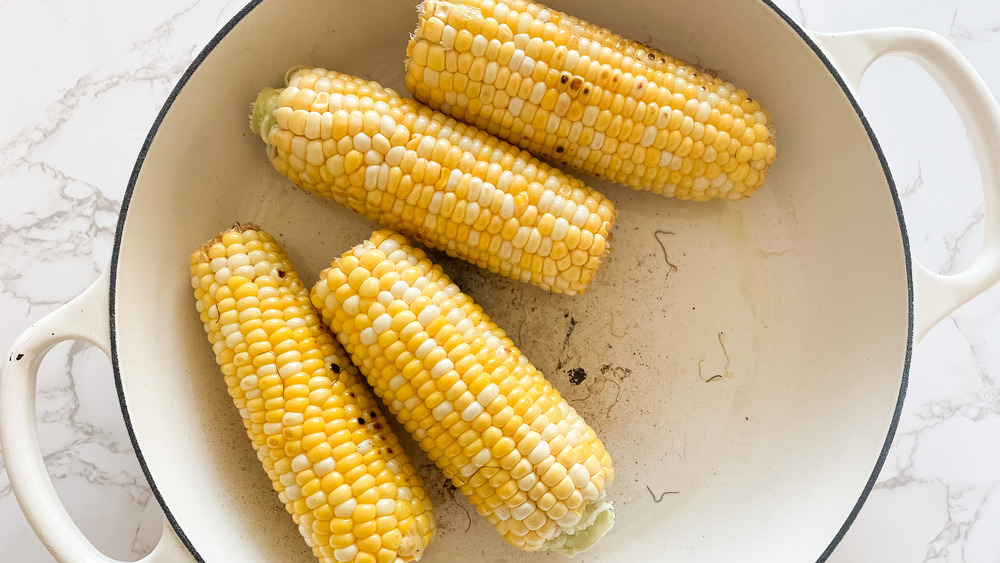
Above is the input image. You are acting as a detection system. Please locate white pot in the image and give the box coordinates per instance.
[3,0,1000,561]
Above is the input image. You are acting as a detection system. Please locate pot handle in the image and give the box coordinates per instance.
[0,269,193,562]
[810,28,1000,342]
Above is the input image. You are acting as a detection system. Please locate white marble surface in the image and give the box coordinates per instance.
[1,0,998,561]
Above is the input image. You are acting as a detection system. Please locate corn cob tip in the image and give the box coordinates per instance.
[192,221,262,260]
[250,87,281,143]
[542,495,614,556]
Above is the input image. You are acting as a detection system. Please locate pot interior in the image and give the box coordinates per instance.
[111,0,910,560]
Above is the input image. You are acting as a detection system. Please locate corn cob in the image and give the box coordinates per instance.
[250,67,616,295]
[310,230,615,554]
[190,223,435,563]
[405,0,777,201]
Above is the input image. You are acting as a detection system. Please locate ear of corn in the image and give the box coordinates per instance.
[405,0,777,201]
[251,67,616,295]
[190,223,435,563]
[310,229,615,554]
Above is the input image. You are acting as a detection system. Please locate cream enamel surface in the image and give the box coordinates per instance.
[1,0,999,562]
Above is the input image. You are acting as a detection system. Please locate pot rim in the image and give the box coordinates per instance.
[106,1,914,560]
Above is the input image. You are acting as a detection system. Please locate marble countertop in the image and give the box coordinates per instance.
[2,0,998,561]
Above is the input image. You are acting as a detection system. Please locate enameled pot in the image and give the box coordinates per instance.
[4,0,999,561]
